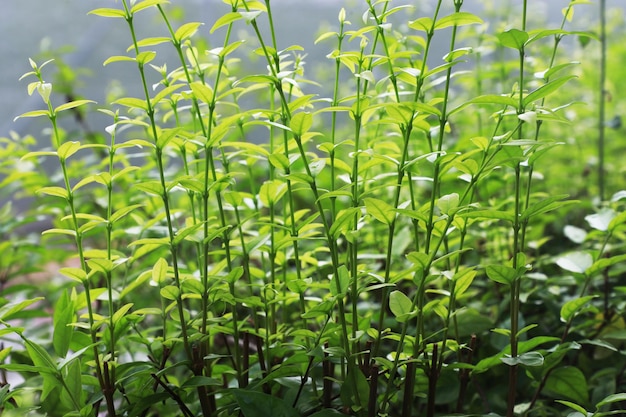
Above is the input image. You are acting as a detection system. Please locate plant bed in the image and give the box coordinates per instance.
[1,1,626,416]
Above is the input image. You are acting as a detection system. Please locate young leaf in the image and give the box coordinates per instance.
[152,258,169,285]
[210,12,243,34]
[437,193,459,215]
[130,0,170,15]
[190,81,214,104]
[289,112,313,136]
[389,290,413,322]
[330,265,350,298]
[259,180,287,206]
[174,22,203,43]
[486,265,517,285]
[499,29,529,50]
[435,12,483,29]
[0,298,44,321]
[364,197,395,225]
[523,75,577,106]
[560,296,596,322]
[55,99,95,113]
[88,8,127,18]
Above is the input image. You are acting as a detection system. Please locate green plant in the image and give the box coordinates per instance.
[1,1,626,416]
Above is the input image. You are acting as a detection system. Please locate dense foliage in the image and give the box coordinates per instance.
[1,0,626,416]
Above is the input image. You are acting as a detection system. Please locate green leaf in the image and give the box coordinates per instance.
[136,50,156,65]
[597,393,626,409]
[555,400,588,415]
[544,366,589,405]
[269,154,290,171]
[588,254,626,276]
[499,29,529,50]
[210,12,243,34]
[524,75,577,106]
[289,112,313,136]
[112,303,134,325]
[57,141,81,160]
[389,290,413,322]
[160,285,180,301]
[0,298,44,321]
[114,97,148,111]
[233,389,299,417]
[37,186,69,199]
[88,8,127,18]
[173,222,204,245]
[59,267,87,283]
[52,291,74,357]
[14,109,50,121]
[152,258,169,285]
[174,22,203,42]
[409,16,434,32]
[486,265,518,285]
[521,194,575,221]
[329,208,360,238]
[133,36,170,50]
[330,265,350,298]
[103,55,136,66]
[156,127,181,149]
[259,180,287,206]
[23,337,59,401]
[556,252,593,274]
[561,296,597,322]
[608,210,626,232]
[55,99,95,113]
[454,269,476,297]
[437,193,459,215]
[135,180,164,196]
[435,12,483,29]
[88,258,114,274]
[190,81,214,104]
[130,0,170,14]
[364,197,395,225]
[461,208,514,223]
[110,204,143,223]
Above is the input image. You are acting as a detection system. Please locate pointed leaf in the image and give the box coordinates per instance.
[486,265,517,285]
[499,29,529,50]
[364,197,395,225]
[174,22,203,42]
[435,12,483,29]
[55,100,95,113]
[544,366,589,404]
[289,112,313,136]
[561,296,596,322]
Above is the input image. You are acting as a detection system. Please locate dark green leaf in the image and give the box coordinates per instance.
[544,367,589,405]
[233,389,299,417]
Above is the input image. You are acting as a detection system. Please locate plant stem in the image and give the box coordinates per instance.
[599,0,607,201]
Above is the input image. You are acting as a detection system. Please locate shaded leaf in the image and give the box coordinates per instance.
[233,389,299,417]
[544,366,589,405]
